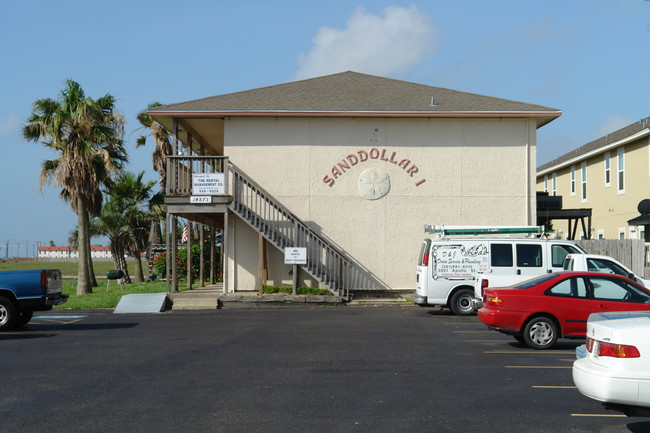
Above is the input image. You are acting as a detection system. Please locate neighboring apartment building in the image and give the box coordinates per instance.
[537,117,650,240]
[37,246,112,260]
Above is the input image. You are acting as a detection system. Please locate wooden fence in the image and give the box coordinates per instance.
[575,239,649,278]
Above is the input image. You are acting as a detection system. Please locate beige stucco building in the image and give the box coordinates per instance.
[150,72,560,295]
[537,117,650,240]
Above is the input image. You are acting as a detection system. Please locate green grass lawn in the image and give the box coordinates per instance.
[0,259,179,309]
[57,279,171,309]
[0,259,136,276]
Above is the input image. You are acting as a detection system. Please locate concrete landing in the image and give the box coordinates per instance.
[170,285,222,310]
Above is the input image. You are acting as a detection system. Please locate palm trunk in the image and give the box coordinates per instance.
[76,199,92,295]
[133,251,144,283]
[85,221,98,287]
[110,242,132,285]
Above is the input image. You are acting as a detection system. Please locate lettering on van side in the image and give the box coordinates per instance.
[432,244,489,277]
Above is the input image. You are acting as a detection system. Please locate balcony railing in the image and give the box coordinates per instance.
[167,156,229,195]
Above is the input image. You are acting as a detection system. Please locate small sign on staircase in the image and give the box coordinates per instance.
[284,247,307,265]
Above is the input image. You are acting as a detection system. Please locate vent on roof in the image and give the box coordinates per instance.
[430,97,437,107]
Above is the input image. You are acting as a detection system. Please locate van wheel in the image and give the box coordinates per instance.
[522,317,558,349]
[0,296,18,331]
[450,289,475,316]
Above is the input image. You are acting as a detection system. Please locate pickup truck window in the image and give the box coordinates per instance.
[586,258,628,277]
[491,244,513,267]
[516,244,542,267]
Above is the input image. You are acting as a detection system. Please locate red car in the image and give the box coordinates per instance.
[478,271,650,349]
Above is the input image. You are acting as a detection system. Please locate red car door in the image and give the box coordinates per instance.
[588,275,650,314]
[543,276,591,336]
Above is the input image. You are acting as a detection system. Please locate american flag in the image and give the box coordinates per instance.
[181,226,188,243]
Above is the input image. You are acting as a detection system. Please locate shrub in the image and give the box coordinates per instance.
[152,244,208,281]
[262,285,333,296]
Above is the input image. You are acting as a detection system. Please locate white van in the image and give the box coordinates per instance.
[413,226,586,315]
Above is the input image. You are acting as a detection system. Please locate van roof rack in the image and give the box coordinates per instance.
[424,225,544,236]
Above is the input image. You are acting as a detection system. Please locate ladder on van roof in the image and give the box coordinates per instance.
[424,225,544,236]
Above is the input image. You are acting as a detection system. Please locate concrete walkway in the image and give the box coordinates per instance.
[168,284,416,310]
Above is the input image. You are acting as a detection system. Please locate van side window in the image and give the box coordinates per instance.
[516,244,542,267]
[491,244,513,267]
[551,245,581,267]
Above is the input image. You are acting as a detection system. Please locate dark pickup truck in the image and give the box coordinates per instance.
[0,269,68,330]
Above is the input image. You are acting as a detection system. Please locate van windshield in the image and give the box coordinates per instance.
[512,273,561,289]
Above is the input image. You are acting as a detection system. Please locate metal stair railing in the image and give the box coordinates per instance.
[229,162,351,298]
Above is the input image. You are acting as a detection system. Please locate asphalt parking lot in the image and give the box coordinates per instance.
[2,306,649,433]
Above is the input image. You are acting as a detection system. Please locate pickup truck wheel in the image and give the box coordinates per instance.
[16,310,34,327]
[0,296,18,331]
[522,317,558,350]
[450,288,475,316]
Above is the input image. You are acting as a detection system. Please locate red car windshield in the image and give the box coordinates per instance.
[512,273,561,289]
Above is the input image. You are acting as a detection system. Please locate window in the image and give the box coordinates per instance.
[552,172,557,196]
[516,244,542,267]
[617,147,625,193]
[586,258,630,277]
[547,277,587,298]
[570,165,576,196]
[590,276,650,303]
[418,239,431,266]
[604,152,611,187]
[543,175,548,192]
[630,228,638,240]
[551,244,583,267]
[581,162,587,202]
[597,230,605,240]
[618,228,625,240]
[491,244,513,267]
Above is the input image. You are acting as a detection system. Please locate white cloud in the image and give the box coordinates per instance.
[0,112,21,139]
[294,5,436,80]
[593,115,635,140]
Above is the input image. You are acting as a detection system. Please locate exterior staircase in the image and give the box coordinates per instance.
[229,162,384,299]
[166,156,387,299]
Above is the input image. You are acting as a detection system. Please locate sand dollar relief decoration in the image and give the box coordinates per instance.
[358,168,390,200]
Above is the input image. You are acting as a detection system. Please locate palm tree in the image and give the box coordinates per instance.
[136,102,173,244]
[148,190,166,245]
[106,171,156,283]
[23,80,127,295]
[136,102,172,193]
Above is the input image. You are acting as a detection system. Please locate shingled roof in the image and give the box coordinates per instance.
[538,117,650,174]
[150,71,560,126]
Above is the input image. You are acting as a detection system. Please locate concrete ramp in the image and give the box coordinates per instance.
[114,293,170,314]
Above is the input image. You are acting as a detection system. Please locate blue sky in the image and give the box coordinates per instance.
[1,0,649,255]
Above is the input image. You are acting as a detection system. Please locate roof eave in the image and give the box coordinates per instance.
[537,128,650,176]
[149,109,561,126]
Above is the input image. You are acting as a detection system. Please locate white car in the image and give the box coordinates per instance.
[573,311,650,416]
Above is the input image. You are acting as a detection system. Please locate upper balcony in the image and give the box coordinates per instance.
[165,155,231,223]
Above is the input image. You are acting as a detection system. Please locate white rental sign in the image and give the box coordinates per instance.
[192,173,225,195]
[284,247,307,265]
